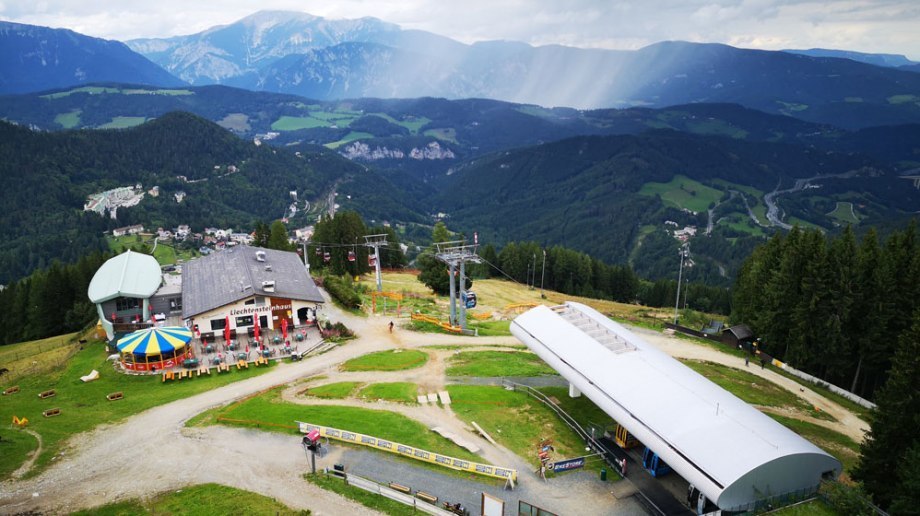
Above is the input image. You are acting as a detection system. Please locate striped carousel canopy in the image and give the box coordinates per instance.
[117,326,192,355]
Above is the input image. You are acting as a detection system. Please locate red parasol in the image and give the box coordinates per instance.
[254,316,260,344]
[281,318,288,341]
[224,315,231,344]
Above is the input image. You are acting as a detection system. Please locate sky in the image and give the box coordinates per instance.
[2,0,919,60]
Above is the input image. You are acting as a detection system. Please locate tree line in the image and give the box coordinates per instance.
[732,224,919,400]
[0,252,109,345]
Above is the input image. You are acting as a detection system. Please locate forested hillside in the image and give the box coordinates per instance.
[0,113,373,283]
[732,224,919,399]
[434,131,919,285]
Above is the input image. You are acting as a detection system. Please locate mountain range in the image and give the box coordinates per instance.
[1,11,919,289]
[118,11,920,128]
[0,21,183,94]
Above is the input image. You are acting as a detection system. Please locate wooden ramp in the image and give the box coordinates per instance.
[431,426,481,454]
[437,391,451,405]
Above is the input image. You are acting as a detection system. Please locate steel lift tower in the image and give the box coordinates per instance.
[363,234,389,292]
[434,240,482,330]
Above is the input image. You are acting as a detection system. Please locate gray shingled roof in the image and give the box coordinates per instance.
[182,245,324,319]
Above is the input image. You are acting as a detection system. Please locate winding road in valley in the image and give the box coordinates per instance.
[763,171,861,229]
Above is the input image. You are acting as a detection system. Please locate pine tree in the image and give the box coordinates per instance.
[418,222,470,295]
[266,220,292,251]
[853,309,920,510]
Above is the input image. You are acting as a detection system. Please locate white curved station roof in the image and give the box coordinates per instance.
[511,302,841,509]
[87,250,162,303]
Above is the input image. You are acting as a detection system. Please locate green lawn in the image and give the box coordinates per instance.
[357,382,418,403]
[887,94,920,105]
[445,350,557,377]
[106,235,198,265]
[468,319,511,336]
[305,381,363,399]
[423,128,459,144]
[271,116,330,131]
[0,342,276,480]
[638,175,723,213]
[681,360,835,421]
[686,119,748,139]
[40,86,120,99]
[369,113,431,134]
[122,88,194,96]
[340,350,429,372]
[98,116,147,129]
[71,483,304,515]
[324,131,374,149]
[209,389,480,462]
[537,386,615,430]
[54,109,81,128]
[446,385,607,472]
[827,202,859,224]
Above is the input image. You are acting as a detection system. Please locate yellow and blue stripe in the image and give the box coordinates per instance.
[116,326,192,355]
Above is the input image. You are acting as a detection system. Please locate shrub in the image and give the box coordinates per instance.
[324,275,362,309]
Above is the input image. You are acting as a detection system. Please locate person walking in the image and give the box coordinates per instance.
[388,321,394,333]
[745,356,749,367]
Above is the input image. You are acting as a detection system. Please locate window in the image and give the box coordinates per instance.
[259,315,268,328]
[255,297,265,306]
[116,297,140,311]
[210,318,227,331]
[169,297,182,311]
[244,299,255,305]
[236,316,253,327]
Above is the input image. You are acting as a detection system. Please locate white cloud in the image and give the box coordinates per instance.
[1,0,918,59]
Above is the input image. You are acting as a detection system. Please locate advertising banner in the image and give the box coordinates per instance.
[297,421,517,481]
[550,456,586,473]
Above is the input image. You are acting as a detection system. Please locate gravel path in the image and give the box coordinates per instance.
[0,292,868,514]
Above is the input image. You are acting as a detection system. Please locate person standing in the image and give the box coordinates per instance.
[389,321,394,333]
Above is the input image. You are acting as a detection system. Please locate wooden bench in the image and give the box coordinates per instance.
[217,363,229,373]
[106,392,124,401]
[162,371,175,382]
[388,482,411,494]
[38,389,56,399]
[3,385,20,395]
[43,408,62,418]
[415,491,438,504]
[236,360,248,370]
[198,366,210,376]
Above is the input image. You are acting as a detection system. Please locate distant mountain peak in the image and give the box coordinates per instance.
[0,21,183,94]
[782,48,916,68]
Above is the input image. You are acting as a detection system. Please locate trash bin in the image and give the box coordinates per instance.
[600,468,607,481]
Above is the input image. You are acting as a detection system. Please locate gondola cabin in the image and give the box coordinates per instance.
[323,251,331,263]
[642,446,671,477]
[463,291,477,309]
[368,255,376,267]
[614,424,640,449]
[347,250,356,262]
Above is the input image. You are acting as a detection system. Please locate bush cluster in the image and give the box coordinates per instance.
[323,275,362,309]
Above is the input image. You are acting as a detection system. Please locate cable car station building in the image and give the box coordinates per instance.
[511,302,841,512]
[181,245,324,339]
